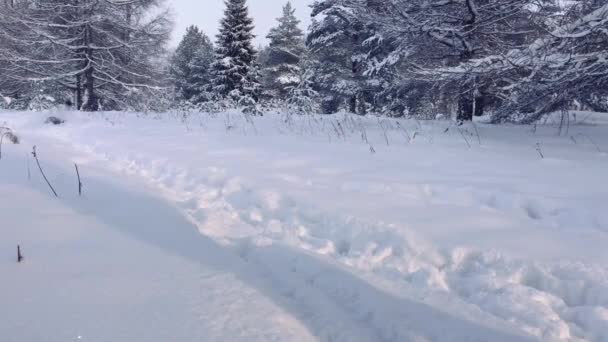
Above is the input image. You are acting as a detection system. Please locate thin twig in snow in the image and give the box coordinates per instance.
[26,154,31,181]
[457,127,471,149]
[17,245,23,263]
[577,133,602,153]
[472,122,482,146]
[75,163,83,196]
[536,143,545,159]
[32,146,58,197]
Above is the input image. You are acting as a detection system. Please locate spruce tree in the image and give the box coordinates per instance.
[171,26,214,104]
[262,2,306,98]
[211,0,259,103]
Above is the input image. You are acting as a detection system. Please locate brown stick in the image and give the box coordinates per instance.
[75,163,82,196]
[17,245,23,263]
[536,143,545,159]
[32,146,58,197]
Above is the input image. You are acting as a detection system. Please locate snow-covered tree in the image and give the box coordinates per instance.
[308,0,552,119]
[286,60,320,114]
[487,2,608,123]
[211,0,260,107]
[0,0,172,111]
[308,0,389,115]
[261,2,306,98]
[171,26,214,104]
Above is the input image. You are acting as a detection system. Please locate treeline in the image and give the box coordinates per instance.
[1,0,607,123]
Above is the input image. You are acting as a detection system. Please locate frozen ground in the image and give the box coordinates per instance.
[1,111,607,341]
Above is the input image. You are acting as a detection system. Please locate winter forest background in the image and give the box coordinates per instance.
[1,0,607,123]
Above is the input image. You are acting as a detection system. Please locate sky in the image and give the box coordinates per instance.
[169,0,314,47]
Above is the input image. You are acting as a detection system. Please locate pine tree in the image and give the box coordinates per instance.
[309,0,551,119]
[308,1,375,114]
[489,2,608,123]
[211,0,259,104]
[262,1,306,98]
[286,58,320,114]
[171,26,214,104]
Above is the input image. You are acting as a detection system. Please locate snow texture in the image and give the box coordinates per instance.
[1,111,607,341]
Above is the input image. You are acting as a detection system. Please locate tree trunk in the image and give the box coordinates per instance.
[123,4,132,41]
[457,89,485,121]
[348,96,357,113]
[81,25,98,111]
[356,92,367,115]
[457,91,474,121]
[82,66,98,111]
[474,94,485,117]
[75,74,82,110]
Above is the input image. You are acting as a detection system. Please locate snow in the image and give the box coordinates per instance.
[1,110,607,341]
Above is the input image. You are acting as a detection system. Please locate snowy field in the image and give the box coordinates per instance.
[1,111,607,341]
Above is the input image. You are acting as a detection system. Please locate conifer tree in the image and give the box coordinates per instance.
[171,26,214,104]
[0,0,171,111]
[262,2,306,97]
[211,0,259,104]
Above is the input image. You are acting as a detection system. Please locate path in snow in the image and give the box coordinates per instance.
[0,138,534,341]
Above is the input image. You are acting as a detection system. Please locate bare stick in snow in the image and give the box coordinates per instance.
[331,121,342,140]
[457,127,471,149]
[26,154,31,181]
[396,122,412,144]
[361,127,369,144]
[32,146,58,197]
[378,120,390,146]
[337,122,346,140]
[472,122,482,146]
[577,133,602,153]
[536,143,545,159]
[75,163,83,196]
[17,245,23,263]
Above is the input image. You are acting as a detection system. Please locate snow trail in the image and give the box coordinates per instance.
[93,151,607,341]
[1,142,532,342]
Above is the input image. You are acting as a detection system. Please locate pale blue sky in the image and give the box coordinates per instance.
[169,0,314,47]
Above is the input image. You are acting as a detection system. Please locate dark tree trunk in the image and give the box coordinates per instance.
[357,92,367,115]
[82,66,98,111]
[81,25,98,111]
[75,74,82,110]
[458,89,485,121]
[349,95,357,113]
[474,94,485,117]
[457,90,474,121]
[123,4,132,41]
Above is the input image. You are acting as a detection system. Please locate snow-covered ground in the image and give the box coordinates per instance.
[1,111,607,341]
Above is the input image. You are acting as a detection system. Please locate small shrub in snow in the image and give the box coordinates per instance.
[45,116,65,125]
[0,127,19,160]
[4,131,19,144]
[0,127,19,144]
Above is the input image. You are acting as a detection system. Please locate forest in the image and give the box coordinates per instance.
[1,0,607,123]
